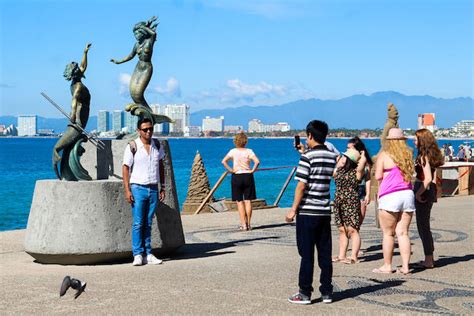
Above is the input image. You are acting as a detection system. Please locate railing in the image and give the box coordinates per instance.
[194,166,297,215]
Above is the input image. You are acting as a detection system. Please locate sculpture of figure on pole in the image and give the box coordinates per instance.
[110,16,173,126]
[52,43,93,181]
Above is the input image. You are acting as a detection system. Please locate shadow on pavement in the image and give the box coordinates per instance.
[329,279,406,303]
[173,236,281,260]
[251,223,295,230]
[410,254,474,270]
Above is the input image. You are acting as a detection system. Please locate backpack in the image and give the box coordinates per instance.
[129,138,161,157]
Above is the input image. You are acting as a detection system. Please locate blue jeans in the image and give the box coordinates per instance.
[131,184,159,256]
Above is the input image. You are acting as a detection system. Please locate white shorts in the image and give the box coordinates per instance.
[378,190,415,213]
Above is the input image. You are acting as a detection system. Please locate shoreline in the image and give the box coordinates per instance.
[1,135,473,141]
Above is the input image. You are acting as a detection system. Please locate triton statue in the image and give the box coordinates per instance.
[52,43,93,181]
[110,16,173,126]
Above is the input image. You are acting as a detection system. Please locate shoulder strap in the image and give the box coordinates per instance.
[130,139,160,157]
[129,140,137,157]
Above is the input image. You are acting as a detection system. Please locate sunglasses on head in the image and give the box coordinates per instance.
[140,127,153,133]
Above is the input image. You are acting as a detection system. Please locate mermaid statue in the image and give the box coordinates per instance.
[52,43,93,181]
[110,16,173,125]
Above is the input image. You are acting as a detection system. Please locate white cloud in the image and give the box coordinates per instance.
[187,78,306,110]
[154,77,181,97]
[118,73,131,95]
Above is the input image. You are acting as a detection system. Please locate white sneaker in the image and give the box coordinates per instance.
[145,254,163,265]
[132,255,143,266]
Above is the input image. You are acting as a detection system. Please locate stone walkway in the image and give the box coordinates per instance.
[1,196,473,315]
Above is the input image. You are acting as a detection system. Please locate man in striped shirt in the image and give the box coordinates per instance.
[286,120,337,305]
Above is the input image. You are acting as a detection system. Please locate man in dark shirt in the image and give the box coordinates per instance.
[286,120,337,305]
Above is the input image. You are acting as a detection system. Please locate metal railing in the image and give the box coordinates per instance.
[194,166,297,215]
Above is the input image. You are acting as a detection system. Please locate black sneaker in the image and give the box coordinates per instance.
[321,293,333,304]
[288,292,311,305]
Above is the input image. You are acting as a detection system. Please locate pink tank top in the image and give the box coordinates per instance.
[378,166,412,198]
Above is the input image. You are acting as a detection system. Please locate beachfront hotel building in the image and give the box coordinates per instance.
[248,119,290,133]
[224,125,244,134]
[451,120,474,137]
[418,113,436,132]
[151,103,189,134]
[97,110,110,133]
[112,110,125,132]
[17,115,37,136]
[202,116,224,132]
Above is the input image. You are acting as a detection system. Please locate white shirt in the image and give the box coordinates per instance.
[123,137,165,186]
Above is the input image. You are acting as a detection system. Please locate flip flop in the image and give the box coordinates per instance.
[372,268,394,274]
[396,268,412,275]
[412,261,434,269]
[332,256,345,263]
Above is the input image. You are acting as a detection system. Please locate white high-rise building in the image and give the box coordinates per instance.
[248,119,263,133]
[202,116,224,132]
[248,119,290,133]
[17,115,37,136]
[151,103,189,134]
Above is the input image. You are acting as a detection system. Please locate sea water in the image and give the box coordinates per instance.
[0,137,469,231]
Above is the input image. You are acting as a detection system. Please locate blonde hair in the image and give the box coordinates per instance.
[383,139,414,182]
[233,132,248,148]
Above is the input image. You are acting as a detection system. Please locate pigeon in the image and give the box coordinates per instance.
[59,276,87,299]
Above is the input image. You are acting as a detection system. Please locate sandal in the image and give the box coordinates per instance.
[238,225,247,231]
[342,258,360,264]
[332,256,345,263]
[247,225,252,231]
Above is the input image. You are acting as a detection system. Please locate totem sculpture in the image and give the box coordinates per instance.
[52,43,93,181]
[110,16,173,126]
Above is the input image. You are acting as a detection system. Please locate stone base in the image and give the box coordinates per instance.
[223,199,267,212]
[24,180,185,264]
[181,202,212,215]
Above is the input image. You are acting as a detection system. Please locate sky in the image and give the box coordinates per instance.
[0,0,472,118]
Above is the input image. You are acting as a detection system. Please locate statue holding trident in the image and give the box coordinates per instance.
[110,16,173,126]
[50,43,96,181]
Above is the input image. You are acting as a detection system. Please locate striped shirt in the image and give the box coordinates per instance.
[294,145,337,216]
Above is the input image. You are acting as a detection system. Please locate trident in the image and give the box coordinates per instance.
[40,92,105,150]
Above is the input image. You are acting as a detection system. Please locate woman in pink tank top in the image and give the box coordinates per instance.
[222,133,260,231]
[374,128,415,275]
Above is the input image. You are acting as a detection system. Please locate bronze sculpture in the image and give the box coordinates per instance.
[111,16,173,125]
[52,43,93,181]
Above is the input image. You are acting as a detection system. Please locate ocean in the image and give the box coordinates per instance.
[0,137,470,231]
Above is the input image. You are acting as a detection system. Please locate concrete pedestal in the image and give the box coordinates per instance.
[24,179,185,265]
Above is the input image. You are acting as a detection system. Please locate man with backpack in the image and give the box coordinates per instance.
[122,118,165,266]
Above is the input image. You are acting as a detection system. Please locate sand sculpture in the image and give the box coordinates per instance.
[381,103,399,147]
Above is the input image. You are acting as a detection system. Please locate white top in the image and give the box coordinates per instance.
[123,137,165,186]
[225,148,256,174]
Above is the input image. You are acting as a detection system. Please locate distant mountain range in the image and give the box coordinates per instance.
[190,91,473,129]
[1,92,472,132]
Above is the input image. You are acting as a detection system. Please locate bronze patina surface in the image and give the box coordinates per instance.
[52,43,92,181]
[110,16,173,126]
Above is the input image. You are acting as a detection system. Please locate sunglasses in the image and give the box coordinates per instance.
[140,127,153,133]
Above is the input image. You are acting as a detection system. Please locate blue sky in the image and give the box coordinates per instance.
[0,0,472,118]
